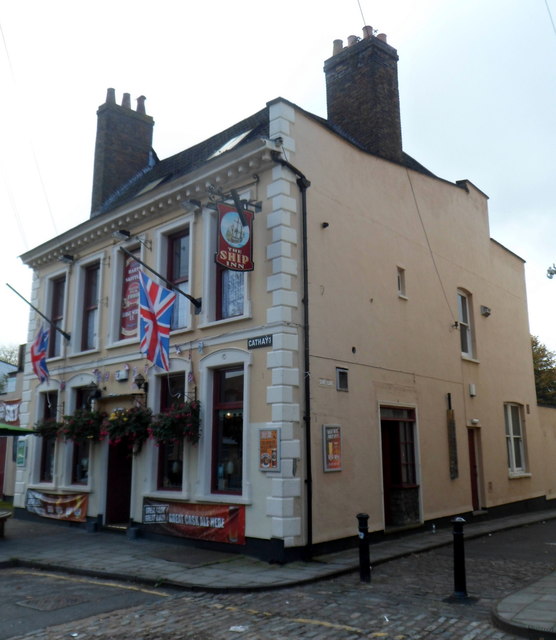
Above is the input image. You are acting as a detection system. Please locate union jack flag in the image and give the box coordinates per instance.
[30,325,49,383]
[139,271,176,371]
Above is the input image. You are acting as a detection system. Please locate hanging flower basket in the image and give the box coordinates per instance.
[61,409,106,442]
[103,405,153,453]
[33,417,63,439]
[151,400,201,445]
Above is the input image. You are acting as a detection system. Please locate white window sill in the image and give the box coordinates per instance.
[194,493,252,506]
[107,337,139,350]
[198,313,252,330]
[398,294,408,301]
[508,471,531,479]
[144,491,191,501]
[461,355,480,364]
[68,348,100,359]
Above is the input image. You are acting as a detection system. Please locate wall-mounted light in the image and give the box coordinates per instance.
[322,222,330,228]
[181,199,202,213]
[58,254,75,264]
[112,229,151,250]
[480,305,492,317]
[112,229,132,241]
[134,373,146,389]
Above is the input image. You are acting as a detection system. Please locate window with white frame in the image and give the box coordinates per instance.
[38,391,58,483]
[504,403,527,473]
[397,266,407,298]
[48,275,66,358]
[336,367,348,391]
[166,228,191,330]
[81,261,100,351]
[457,290,474,357]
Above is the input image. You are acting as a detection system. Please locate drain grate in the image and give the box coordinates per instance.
[17,594,88,611]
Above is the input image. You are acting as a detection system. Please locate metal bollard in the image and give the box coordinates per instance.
[356,513,371,583]
[452,516,468,598]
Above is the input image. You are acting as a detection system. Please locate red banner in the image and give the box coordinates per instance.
[215,203,254,271]
[143,499,245,544]
[120,253,140,339]
[26,490,88,522]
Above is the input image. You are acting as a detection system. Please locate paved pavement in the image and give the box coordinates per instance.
[1,509,556,638]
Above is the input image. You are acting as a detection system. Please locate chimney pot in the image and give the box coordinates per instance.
[332,39,343,56]
[362,26,373,39]
[106,88,116,104]
[377,33,387,43]
[136,95,146,114]
[347,35,359,47]
[122,92,131,109]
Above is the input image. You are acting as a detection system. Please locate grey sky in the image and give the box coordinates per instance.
[1,1,555,349]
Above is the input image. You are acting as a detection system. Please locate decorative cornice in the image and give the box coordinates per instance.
[21,139,278,269]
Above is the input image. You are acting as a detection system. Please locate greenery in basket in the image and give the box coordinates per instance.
[151,400,201,445]
[103,405,153,453]
[61,409,106,442]
[33,417,63,439]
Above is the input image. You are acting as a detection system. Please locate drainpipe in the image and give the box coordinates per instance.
[271,151,313,559]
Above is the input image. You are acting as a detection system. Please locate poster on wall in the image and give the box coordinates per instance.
[323,424,342,472]
[26,490,88,522]
[143,499,246,545]
[215,203,254,272]
[259,428,280,471]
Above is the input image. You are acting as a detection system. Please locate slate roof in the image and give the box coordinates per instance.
[96,100,435,217]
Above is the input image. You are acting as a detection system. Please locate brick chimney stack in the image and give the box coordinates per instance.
[90,88,154,217]
[324,27,403,164]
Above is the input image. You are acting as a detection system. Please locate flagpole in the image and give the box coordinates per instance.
[119,247,202,311]
[6,283,71,341]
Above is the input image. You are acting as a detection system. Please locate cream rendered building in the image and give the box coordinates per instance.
[13,30,549,561]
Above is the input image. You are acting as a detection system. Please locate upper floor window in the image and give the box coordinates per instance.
[397,266,407,298]
[217,267,244,320]
[81,262,100,351]
[504,403,527,474]
[167,229,190,330]
[119,249,140,340]
[457,290,474,358]
[49,276,66,358]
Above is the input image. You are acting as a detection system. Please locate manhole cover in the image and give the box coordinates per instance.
[17,594,88,611]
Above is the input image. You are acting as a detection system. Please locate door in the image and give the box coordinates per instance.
[467,428,480,511]
[380,407,420,528]
[105,438,133,525]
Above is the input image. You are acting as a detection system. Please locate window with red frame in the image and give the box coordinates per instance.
[212,367,243,494]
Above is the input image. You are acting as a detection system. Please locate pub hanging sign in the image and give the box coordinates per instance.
[215,202,254,272]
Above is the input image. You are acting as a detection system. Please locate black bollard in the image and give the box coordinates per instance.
[452,516,467,598]
[356,513,371,583]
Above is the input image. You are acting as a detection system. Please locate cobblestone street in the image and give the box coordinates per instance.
[8,521,556,640]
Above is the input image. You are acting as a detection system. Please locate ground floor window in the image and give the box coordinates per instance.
[504,403,527,473]
[40,437,55,483]
[157,372,186,491]
[71,441,90,484]
[39,391,58,483]
[212,367,244,494]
